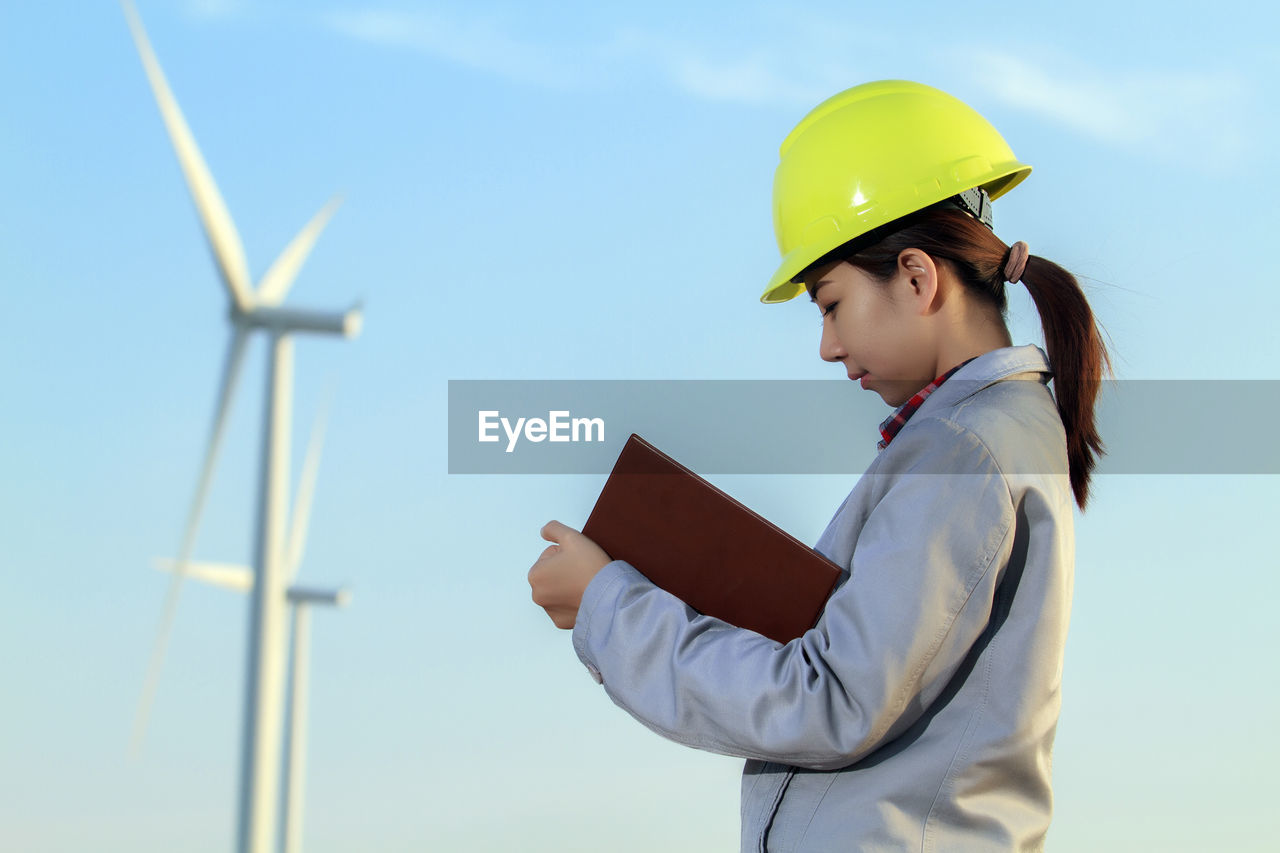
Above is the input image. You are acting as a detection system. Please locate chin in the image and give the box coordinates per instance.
[877,387,914,408]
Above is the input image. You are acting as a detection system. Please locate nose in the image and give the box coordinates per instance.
[819,319,847,363]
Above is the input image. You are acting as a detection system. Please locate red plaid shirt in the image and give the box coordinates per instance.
[877,358,975,451]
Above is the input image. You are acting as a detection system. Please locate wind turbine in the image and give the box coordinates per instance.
[122,3,360,851]
[155,407,350,853]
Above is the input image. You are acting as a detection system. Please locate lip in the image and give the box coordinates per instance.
[847,370,868,383]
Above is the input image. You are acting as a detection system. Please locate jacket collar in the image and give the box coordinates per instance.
[913,345,1052,419]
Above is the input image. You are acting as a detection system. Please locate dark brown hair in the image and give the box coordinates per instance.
[831,205,1109,509]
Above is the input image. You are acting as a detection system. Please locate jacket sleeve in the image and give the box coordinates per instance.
[570,417,1016,771]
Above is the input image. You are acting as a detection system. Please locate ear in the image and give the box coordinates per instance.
[896,248,939,315]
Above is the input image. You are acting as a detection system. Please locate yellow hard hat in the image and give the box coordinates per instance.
[762,80,1032,303]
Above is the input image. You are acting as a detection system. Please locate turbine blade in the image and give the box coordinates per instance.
[285,392,332,577]
[256,196,343,307]
[154,558,253,592]
[131,328,250,751]
[121,0,255,313]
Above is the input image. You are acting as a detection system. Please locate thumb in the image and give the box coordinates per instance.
[540,519,578,544]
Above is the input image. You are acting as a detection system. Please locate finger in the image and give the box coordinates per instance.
[540,519,578,544]
[526,546,559,588]
[528,546,558,581]
[527,558,553,589]
[544,607,576,629]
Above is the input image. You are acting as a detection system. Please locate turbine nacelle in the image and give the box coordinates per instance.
[152,561,352,609]
[287,586,352,608]
[234,303,364,339]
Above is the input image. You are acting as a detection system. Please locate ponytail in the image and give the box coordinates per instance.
[829,207,1109,509]
[1018,254,1109,509]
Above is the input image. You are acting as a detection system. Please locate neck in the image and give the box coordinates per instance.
[933,311,1012,378]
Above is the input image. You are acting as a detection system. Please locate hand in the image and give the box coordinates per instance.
[528,520,611,629]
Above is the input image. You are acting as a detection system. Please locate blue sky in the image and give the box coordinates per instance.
[2,1,1278,850]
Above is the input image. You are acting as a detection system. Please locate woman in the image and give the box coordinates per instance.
[529,80,1107,852]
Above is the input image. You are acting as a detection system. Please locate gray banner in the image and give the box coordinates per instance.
[447,380,1280,474]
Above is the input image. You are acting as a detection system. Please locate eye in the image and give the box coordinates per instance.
[821,300,838,319]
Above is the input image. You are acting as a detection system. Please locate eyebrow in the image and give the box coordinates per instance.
[807,280,831,302]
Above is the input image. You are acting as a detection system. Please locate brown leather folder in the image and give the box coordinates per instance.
[582,434,843,644]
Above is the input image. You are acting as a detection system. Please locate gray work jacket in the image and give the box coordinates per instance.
[573,345,1074,852]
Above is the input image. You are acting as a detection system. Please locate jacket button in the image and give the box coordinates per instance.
[585,663,603,684]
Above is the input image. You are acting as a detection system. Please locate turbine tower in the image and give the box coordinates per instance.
[155,407,350,853]
[281,584,350,853]
[123,3,360,851]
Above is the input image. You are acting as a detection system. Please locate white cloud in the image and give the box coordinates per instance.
[315,7,1257,170]
[666,54,809,105]
[184,0,247,20]
[320,9,577,90]
[318,8,859,108]
[969,52,1253,164]
[603,27,859,108]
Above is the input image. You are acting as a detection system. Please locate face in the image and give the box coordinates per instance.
[806,259,940,407]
